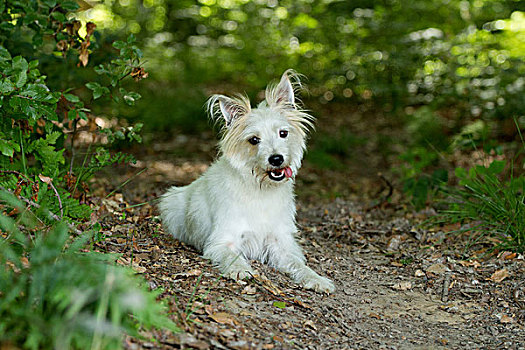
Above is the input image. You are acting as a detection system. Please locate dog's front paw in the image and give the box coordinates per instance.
[222,262,255,281]
[298,273,335,294]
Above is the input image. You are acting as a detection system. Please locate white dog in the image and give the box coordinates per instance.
[159,70,334,293]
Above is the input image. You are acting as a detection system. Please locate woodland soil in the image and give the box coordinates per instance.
[92,105,524,349]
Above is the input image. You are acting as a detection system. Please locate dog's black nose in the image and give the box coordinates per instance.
[268,154,284,167]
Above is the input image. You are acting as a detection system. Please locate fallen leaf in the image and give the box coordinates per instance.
[179,334,209,350]
[20,256,30,268]
[426,263,449,275]
[441,223,460,233]
[414,269,425,277]
[386,235,402,251]
[500,315,513,323]
[458,260,481,268]
[242,285,257,295]
[218,329,235,338]
[488,268,509,283]
[116,257,130,265]
[132,265,146,273]
[304,319,317,330]
[369,312,381,319]
[392,281,412,291]
[500,251,517,261]
[210,312,237,326]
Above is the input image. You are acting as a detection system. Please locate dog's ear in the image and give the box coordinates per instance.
[275,71,295,105]
[267,69,301,108]
[207,95,250,127]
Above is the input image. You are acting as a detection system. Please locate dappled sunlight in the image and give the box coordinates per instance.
[138,160,209,183]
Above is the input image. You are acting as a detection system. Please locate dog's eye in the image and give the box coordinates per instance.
[279,130,288,138]
[248,136,260,145]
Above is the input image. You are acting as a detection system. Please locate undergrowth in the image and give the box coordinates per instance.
[0,192,177,349]
[0,1,178,348]
[440,159,524,253]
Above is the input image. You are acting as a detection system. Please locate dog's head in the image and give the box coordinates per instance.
[207,70,315,186]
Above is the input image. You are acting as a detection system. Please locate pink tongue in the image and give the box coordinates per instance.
[284,167,293,178]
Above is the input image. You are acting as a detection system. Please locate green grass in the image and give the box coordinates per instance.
[440,160,524,252]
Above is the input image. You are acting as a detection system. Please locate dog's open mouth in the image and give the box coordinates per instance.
[267,167,293,182]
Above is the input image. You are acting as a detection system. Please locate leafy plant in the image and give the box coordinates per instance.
[0,0,147,223]
[0,192,178,349]
[440,159,524,252]
[398,147,448,209]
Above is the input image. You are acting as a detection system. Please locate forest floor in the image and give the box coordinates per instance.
[91,104,525,349]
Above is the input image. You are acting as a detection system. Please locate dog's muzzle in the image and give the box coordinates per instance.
[268,167,293,181]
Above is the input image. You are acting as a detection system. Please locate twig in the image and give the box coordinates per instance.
[442,273,451,302]
[0,186,81,235]
[365,172,394,211]
[0,171,63,218]
[69,117,78,175]
[0,170,33,182]
[360,229,387,235]
[248,272,312,309]
[39,175,63,219]
[377,172,393,203]
[105,167,148,199]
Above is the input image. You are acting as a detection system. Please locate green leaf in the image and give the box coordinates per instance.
[64,93,80,103]
[32,33,44,47]
[15,70,27,88]
[112,41,126,50]
[273,301,286,309]
[0,47,11,61]
[42,0,57,7]
[28,60,39,70]
[61,1,79,11]
[51,11,66,22]
[0,138,20,157]
[122,91,141,106]
[94,64,109,75]
[21,84,55,102]
[0,79,15,94]
[0,22,14,31]
[12,56,28,72]
[85,82,109,99]
[114,130,125,140]
[455,167,467,180]
[488,160,506,175]
[431,169,448,185]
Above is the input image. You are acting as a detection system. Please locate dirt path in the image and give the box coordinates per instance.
[93,136,524,349]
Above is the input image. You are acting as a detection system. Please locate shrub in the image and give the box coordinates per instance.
[0,2,178,348]
[0,192,178,349]
[0,0,145,222]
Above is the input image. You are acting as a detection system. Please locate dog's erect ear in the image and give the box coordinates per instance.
[275,71,295,105]
[266,69,301,108]
[207,94,251,127]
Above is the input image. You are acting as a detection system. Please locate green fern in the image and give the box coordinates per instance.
[0,192,179,349]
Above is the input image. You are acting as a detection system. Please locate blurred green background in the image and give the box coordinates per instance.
[71,0,524,140]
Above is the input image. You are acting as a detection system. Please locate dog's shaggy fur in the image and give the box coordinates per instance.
[159,70,334,293]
